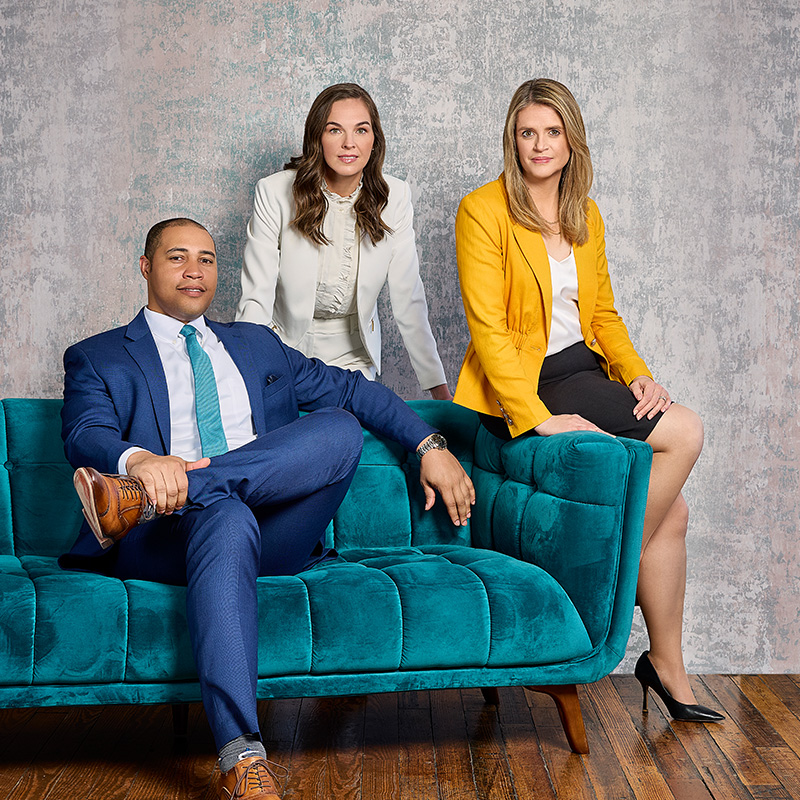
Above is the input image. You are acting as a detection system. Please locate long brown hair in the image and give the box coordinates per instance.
[502,79,593,246]
[285,83,391,246]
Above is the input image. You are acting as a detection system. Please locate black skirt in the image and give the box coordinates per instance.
[480,341,659,442]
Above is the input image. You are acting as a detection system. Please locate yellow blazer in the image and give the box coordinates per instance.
[453,177,651,436]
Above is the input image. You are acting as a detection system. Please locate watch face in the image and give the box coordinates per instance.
[418,434,447,458]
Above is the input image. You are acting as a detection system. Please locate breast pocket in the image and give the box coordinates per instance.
[262,373,289,401]
[260,373,297,426]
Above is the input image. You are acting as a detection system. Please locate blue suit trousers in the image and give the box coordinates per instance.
[114,408,363,749]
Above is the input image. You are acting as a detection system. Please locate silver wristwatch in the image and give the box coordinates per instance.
[416,433,448,460]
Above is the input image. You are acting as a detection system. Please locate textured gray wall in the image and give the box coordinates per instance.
[1,0,798,673]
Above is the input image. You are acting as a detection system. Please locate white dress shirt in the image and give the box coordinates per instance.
[546,249,584,356]
[117,308,256,472]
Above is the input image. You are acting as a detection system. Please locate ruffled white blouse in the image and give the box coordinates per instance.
[314,183,361,319]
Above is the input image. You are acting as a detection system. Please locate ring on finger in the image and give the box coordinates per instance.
[659,395,668,402]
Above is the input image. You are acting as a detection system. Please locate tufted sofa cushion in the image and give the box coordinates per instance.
[0,397,651,720]
[0,546,592,686]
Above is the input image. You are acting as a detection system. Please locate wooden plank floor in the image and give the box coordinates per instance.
[1,675,800,799]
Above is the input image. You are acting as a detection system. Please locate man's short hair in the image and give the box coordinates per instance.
[143,218,211,262]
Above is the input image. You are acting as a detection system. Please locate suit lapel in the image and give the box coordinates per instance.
[511,223,552,333]
[209,320,267,437]
[123,309,171,454]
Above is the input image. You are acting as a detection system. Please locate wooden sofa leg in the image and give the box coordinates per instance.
[481,687,500,706]
[526,684,589,754]
[172,703,189,739]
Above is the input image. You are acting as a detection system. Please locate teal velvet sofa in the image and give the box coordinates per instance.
[0,398,651,753]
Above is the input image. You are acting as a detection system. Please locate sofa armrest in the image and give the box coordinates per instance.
[483,431,652,649]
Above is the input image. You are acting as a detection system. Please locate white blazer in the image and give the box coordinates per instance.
[236,170,447,390]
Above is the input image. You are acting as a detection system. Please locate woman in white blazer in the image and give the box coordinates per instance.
[236,83,451,398]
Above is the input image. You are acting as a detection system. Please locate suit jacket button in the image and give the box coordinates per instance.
[590,338,597,346]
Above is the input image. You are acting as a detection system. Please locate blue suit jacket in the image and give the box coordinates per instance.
[61,308,435,566]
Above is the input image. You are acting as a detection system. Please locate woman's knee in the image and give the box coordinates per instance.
[648,404,704,457]
[681,406,704,454]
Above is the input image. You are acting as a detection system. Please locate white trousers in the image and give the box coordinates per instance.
[309,315,376,380]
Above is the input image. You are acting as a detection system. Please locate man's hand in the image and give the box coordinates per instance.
[126,451,210,514]
[418,448,475,526]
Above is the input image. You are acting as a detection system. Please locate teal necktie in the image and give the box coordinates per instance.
[180,325,229,458]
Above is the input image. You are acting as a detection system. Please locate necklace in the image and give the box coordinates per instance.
[543,220,560,235]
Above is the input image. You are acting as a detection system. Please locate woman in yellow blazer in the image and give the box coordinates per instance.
[454,79,723,722]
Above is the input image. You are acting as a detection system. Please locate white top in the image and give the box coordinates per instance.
[314,184,361,319]
[546,249,584,356]
[117,308,257,472]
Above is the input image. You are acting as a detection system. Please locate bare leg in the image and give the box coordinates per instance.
[638,494,695,702]
[642,405,704,542]
[638,404,704,704]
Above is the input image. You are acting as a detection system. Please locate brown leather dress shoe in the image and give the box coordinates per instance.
[217,756,284,799]
[73,467,156,549]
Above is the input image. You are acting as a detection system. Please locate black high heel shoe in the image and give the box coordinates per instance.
[634,651,724,722]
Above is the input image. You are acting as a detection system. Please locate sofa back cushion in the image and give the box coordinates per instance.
[331,401,480,551]
[1,398,484,558]
[1,399,83,557]
[0,403,13,555]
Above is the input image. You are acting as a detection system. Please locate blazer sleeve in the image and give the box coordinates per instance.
[237,176,284,325]
[61,343,133,474]
[588,202,652,385]
[384,180,448,390]
[275,336,437,453]
[456,192,553,432]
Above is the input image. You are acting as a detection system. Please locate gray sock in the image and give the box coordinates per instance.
[218,733,267,774]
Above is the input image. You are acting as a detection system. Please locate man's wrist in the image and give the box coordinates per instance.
[118,446,147,475]
[416,433,448,460]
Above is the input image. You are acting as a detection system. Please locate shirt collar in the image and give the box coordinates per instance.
[322,179,362,204]
[143,307,209,344]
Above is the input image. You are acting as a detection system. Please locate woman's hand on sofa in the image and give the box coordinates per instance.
[418,450,475,526]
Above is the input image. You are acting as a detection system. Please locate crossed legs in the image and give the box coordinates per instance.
[115,407,364,748]
[639,404,704,704]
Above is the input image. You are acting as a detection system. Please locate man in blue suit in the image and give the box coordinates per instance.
[61,217,474,800]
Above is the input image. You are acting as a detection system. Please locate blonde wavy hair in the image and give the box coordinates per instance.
[502,79,593,246]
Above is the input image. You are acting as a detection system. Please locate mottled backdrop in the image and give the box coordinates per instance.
[1,0,798,672]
